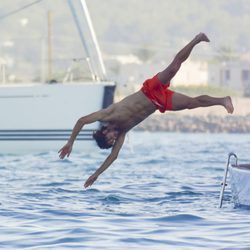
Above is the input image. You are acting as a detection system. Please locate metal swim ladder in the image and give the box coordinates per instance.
[219,152,238,208]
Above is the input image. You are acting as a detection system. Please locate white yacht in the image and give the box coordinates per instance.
[219,153,250,208]
[0,0,115,154]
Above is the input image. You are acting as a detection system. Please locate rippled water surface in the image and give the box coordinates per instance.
[1,132,250,249]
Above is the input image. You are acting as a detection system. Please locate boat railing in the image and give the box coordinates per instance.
[63,57,99,83]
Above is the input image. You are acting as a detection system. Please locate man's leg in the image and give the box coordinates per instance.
[171,92,234,114]
[157,33,210,84]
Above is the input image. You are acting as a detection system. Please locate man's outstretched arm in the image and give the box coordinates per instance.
[84,132,126,188]
[58,110,107,159]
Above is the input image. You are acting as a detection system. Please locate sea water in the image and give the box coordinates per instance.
[1,132,250,250]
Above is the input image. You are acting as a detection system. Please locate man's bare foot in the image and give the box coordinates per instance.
[223,96,234,114]
[195,32,210,43]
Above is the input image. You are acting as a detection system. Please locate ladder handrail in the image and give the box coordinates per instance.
[219,152,238,208]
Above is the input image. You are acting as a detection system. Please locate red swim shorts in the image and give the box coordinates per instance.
[141,74,174,113]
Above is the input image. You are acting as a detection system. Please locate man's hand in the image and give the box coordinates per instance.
[84,173,98,188]
[58,142,72,159]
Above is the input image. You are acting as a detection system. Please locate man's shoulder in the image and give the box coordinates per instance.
[103,103,116,113]
[98,105,115,121]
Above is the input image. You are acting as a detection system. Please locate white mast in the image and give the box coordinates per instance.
[67,0,107,81]
[80,0,106,79]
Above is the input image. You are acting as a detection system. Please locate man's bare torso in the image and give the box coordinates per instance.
[101,90,156,132]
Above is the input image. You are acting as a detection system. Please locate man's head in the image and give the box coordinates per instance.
[93,125,119,149]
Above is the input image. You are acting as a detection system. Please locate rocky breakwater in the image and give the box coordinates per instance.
[135,113,250,133]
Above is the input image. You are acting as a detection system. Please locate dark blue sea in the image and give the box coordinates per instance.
[1,132,250,250]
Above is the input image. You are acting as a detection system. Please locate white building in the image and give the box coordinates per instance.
[172,59,208,86]
[208,61,250,91]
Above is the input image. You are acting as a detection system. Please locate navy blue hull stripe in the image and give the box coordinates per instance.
[0,134,91,137]
[0,138,92,141]
[0,129,94,141]
[0,129,93,132]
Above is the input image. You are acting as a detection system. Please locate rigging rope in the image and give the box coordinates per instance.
[0,0,44,20]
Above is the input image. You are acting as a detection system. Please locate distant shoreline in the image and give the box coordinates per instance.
[135,113,250,133]
[134,97,250,133]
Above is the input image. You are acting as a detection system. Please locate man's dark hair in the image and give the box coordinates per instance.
[93,126,112,149]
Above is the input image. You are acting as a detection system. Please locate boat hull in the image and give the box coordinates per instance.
[0,82,115,154]
[229,164,250,207]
